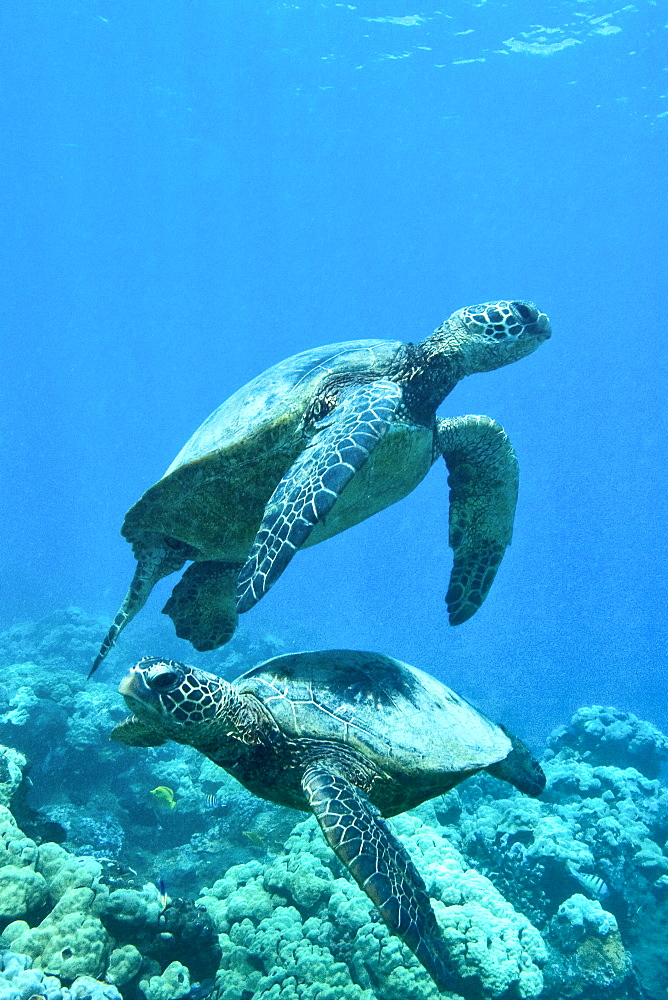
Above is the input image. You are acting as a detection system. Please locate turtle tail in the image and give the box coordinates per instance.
[89,538,191,678]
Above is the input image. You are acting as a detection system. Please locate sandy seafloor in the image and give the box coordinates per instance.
[0,607,665,1000]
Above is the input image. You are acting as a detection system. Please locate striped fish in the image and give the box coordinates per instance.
[567,864,609,899]
[158,878,170,910]
[204,793,220,809]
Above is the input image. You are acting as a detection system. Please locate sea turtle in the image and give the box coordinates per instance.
[92,300,550,674]
[112,649,546,990]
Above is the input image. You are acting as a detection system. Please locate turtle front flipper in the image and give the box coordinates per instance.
[162,560,241,651]
[437,415,519,625]
[236,380,404,613]
[90,537,191,677]
[301,761,455,992]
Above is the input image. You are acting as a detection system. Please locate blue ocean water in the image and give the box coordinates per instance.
[2,0,665,741]
[0,6,667,998]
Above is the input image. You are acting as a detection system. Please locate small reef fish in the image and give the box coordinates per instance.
[204,793,219,809]
[242,830,264,847]
[149,786,177,811]
[567,864,609,899]
[187,982,216,1000]
[158,878,170,910]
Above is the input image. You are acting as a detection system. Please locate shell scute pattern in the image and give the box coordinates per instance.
[237,651,511,777]
[165,339,402,475]
[245,672,382,751]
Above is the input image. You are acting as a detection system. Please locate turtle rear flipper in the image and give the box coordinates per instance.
[437,415,519,626]
[236,380,404,614]
[89,537,190,677]
[163,561,240,652]
[486,726,546,797]
[301,761,456,993]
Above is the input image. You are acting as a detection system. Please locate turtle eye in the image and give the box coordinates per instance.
[512,301,537,323]
[149,669,181,692]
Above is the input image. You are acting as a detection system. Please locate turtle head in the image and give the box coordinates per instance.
[425,300,551,375]
[111,657,231,749]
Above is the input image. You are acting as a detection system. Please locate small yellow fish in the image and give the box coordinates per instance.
[242,830,264,847]
[149,786,177,811]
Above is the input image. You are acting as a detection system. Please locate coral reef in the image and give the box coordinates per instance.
[199,814,545,1000]
[543,894,630,998]
[0,947,123,1000]
[546,706,668,779]
[0,611,665,999]
[431,712,668,998]
[0,608,110,676]
[139,960,190,1000]
[0,746,219,1000]
[0,749,26,811]
[0,608,291,894]
[0,606,285,684]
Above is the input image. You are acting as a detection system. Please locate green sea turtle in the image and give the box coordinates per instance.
[112,649,546,990]
[92,300,550,674]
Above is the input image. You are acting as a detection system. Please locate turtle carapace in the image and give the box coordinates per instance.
[92,300,550,673]
[112,650,546,991]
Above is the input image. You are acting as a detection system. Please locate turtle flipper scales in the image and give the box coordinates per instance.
[162,560,240,652]
[437,415,519,625]
[301,762,455,993]
[236,380,403,613]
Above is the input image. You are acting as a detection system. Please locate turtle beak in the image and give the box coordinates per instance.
[118,667,153,712]
[531,311,551,342]
[511,301,551,342]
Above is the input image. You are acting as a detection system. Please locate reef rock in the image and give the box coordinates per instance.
[544,894,631,998]
[547,706,668,779]
[199,813,545,1000]
[0,748,26,810]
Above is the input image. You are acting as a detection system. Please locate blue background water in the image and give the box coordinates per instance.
[1,0,666,745]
